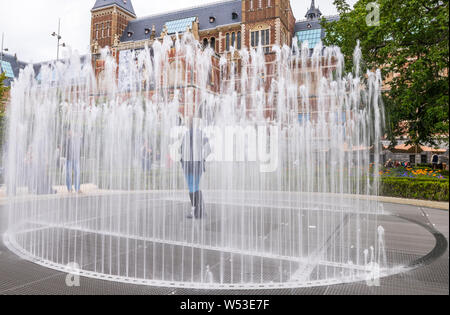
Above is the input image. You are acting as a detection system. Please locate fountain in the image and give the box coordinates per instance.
[3,33,389,289]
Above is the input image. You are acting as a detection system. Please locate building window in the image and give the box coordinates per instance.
[210,37,216,51]
[421,155,428,164]
[410,155,416,165]
[250,31,257,47]
[298,113,311,124]
[0,61,14,78]
[232,12,239,20]
[106,22,110,37]
[237,31,241,50]
[226,33,230,51]
[231,32,236,48]
[250,0,253,10]
[251,29,270,53]
[296,29,322,49]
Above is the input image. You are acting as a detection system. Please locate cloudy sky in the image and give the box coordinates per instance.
[0,0,356,63]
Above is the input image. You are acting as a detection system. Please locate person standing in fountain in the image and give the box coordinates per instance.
[64,129,82,193]
[181,118,211,219]
[141,140,153,172]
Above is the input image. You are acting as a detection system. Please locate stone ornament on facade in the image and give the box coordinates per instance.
[93,40,99,54]
[275,18,281,46]
[113,34,120,47]
[151,25,156,40]
[161,25,168,37]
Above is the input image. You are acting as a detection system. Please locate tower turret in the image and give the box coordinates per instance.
[305,0,322,20]
[90,0,136,53]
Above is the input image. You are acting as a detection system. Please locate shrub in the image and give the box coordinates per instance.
[416,164,432,168]
[381,177,449,202]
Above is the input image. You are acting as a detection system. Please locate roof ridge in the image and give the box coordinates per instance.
[28,54,89,68]
[92,0,136,16]
[131,0,239,22]
[1,52,16,59]
[295,14,339,23]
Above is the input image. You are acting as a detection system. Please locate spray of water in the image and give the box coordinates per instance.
[4,33,387,289]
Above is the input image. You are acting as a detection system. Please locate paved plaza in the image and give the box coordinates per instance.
[0,193,447,295]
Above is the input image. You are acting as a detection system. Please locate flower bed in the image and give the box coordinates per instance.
[380,167,447,180]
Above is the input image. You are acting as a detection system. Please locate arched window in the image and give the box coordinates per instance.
[231,32,236,48]
[237,31,241,50]
[203,38,209,49]
[226,33,230,51]
[210,37,216,51]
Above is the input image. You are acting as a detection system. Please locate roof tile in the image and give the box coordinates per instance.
[92,0,136,16]
[120,0,241,42]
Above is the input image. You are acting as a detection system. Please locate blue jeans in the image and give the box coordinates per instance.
[182,161,203,193]
[66,160,80,192]
[142,159,152,172]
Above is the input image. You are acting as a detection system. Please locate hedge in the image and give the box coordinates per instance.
[381,177,449,202]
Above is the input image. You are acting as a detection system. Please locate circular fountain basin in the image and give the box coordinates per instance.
[4,190,436,290]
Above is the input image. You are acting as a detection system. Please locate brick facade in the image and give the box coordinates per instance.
[90,0,296,60]
[88,0,334,116]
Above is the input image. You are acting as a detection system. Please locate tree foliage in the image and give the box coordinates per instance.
[0,72,9,150]
[0,72,8,108]
[322,0,449,146]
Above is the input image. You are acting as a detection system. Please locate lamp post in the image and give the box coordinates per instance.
[52,18,66,61]
[1,33,9,64]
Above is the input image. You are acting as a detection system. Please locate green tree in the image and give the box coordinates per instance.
[322,0,449,146]
[0,71,9,150]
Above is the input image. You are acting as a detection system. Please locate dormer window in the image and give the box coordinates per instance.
[127,31,133,38]
[145,28,150,35]
[232,12,239,20]
[307,24,312,29]
[209,16,216,23]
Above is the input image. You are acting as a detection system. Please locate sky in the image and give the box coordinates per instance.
[0,0,357,64]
